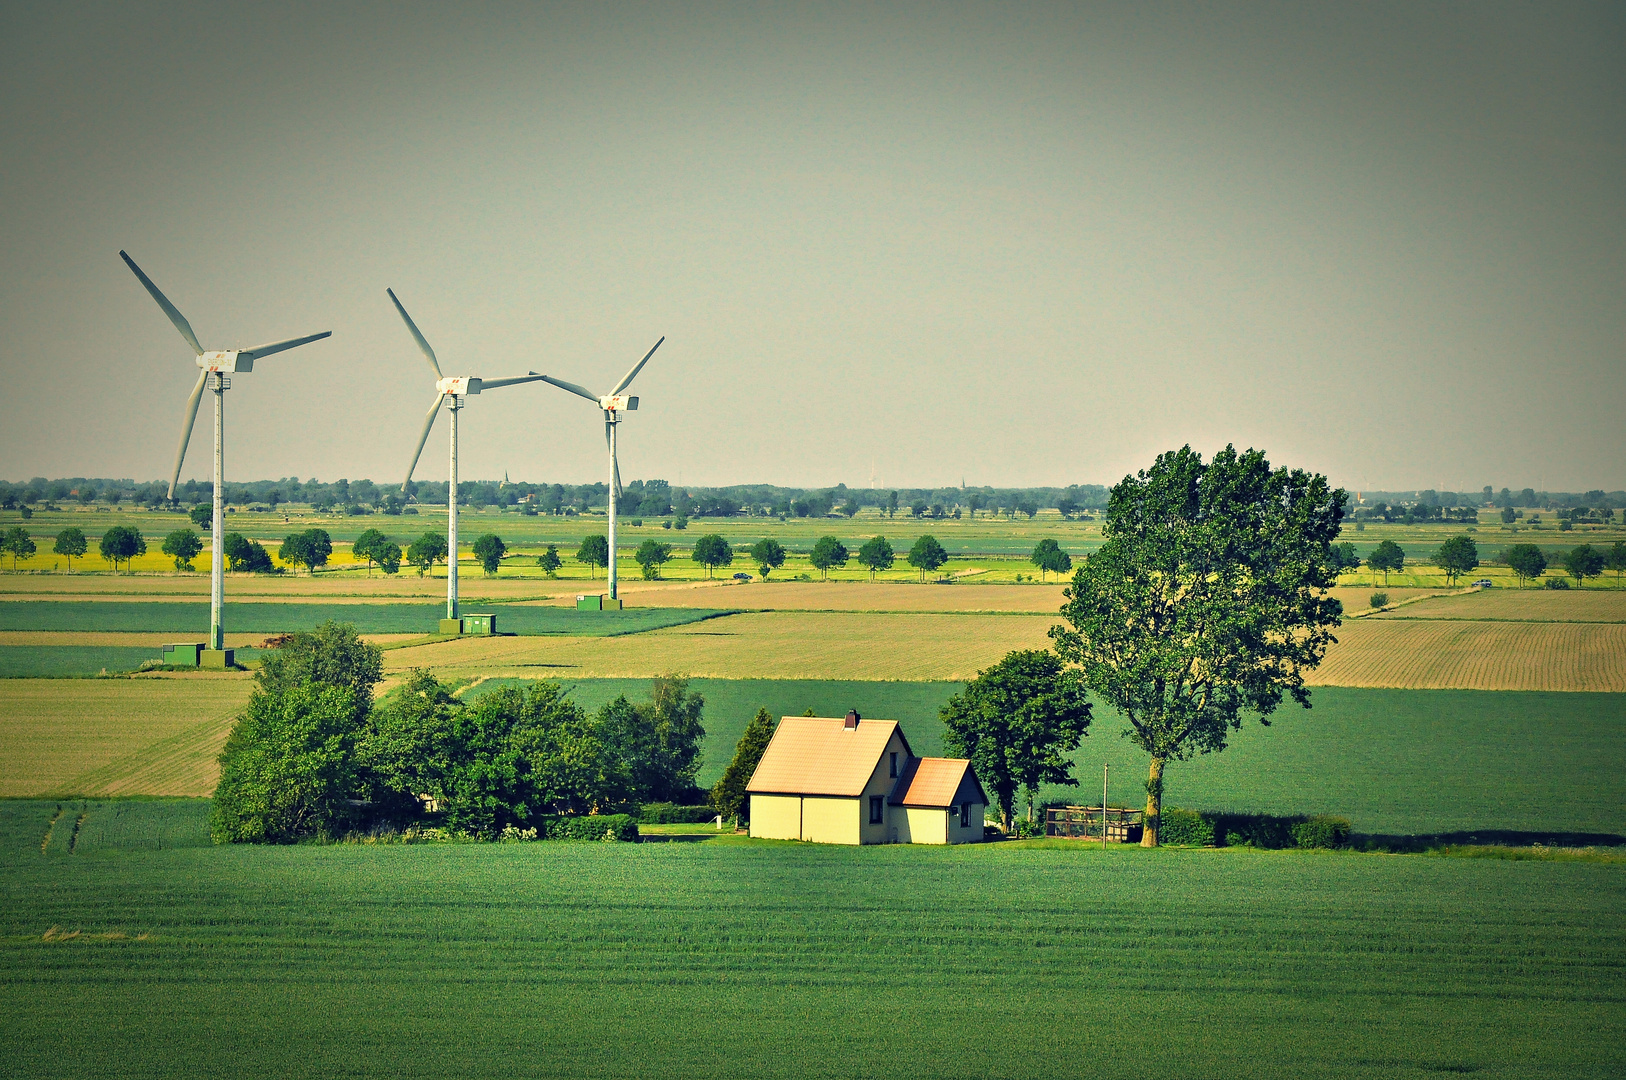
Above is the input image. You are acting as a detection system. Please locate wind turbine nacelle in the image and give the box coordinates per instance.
[436,376,483,396]
[601,394,638,413]
[197,350,253,373]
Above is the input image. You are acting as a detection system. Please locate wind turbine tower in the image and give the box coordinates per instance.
[390,289,545,632]
[121,251,330,665]
[533,336,664,606]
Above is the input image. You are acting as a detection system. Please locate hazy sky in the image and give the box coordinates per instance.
[1,2,1620,492]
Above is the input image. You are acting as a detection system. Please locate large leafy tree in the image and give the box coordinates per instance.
[1367,539,1405,585]
[907,534,948,580]
[160,528,202,571]
[577,534,610,578]
[98,525,146,571]
[52,526,86,570]
[634,539,673,580]
[1434,535,1479,586]
[809,536,849,580]
[750,538,786,578]
[353,528,388,575]
[939,649,1091,831]
[1050,445,1345,846]
[1606,541,1626,586]
[471,533,507,576]
[691,534,732,578]
[3,525,36,570]
[596,674,706,803]
[1564,544,1605,587]
[857,535,894,581]
[1030,538,1072,581]
[223,532,277,573]
[710,707,777,823]
[256,620,384,721]
[1505,543,1547,587]
[407,531,447,577]
[210,683,360,844]
[280,529,333,575]
[537,544,562,577]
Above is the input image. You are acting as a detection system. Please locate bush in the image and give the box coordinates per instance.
[1158,807,1216,846]
[1545,577,1571,590]
[1289,815,1353,849]
[539,814,638,842]
[1012,817,1044,838]
[1369,592,1388,608]
[636,802,716,824]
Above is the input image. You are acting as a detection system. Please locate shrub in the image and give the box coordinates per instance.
[539,814,638,842]
[636,803,716,824]
[1158,807,1216,846]
[1545,577,1571,590]
[1369,592,1389,608]
[210,684,361,844]
[1289,815,1353,849]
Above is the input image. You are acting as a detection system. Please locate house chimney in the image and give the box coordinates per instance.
[844,710,860,729]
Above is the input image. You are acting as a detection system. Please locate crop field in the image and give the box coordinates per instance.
[0,679,251,797]
[2,799,1623,1080]
[1310,618,1626,691]
[1372,588,1626,622]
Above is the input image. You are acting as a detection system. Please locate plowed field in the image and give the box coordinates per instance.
[1310,619,1626,691]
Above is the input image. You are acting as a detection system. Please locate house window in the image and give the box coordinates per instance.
[889,752,898,778]
[960,803,970,828]
[870,796,884,824]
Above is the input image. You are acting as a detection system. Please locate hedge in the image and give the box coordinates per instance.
[635,803,717,824]
[538,814,639,842]
[1160,809,1350,850]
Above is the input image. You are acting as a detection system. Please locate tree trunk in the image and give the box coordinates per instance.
[1141,757,1165,847]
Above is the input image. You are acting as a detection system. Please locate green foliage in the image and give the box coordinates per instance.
[1157,807,1216,846]
[1330,541,1361,573]
[1544,576,1571,590]
[210,683,361,843]
[750,537,786,578]
[97,525,145,571]
[52,526,87,568]
[353,528,388,575]
[189,503,212,528]
[279,529,333,575]
[471,533,507,576]
[634,539,672,580]
[3,525,36,570]
[576,533,609,577]
[1433,535,1479,586]
[537,544,562,577]
[538,814,639,841]
[222,532,277,573]
[635,803,717,824]
[809,535,848,579]
[691,534,733,578]
[1051,445,1344,845]
[160,527,202,570]
[1029,538,1072,580]
[857,535,894,580]
[1564,544,1605,586]
[1505,542,1547,586]
[595,674,707,804]
[1290,815,1354,849]
[407,531,446,577]
[1608,541,1626,584]
[710,707,776,822]
[1369,592,1389,608]
[1367,539,1405,584]
[255,621,384,720]
[371,540,402,575]
[906,534,948,579]
[940,650,1090,830]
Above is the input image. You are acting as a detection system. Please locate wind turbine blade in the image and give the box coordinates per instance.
[402,393,445,491]
[120,251,204,355]
[387,288,442,378]
[605,420,622,499]
[477,374,547,391]
[531,372,601,404]
[611,336,664,395]
[240,330,332,361]
[168,370,209,500]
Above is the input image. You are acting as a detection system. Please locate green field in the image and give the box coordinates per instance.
[2,799,1622,1079]
[0,602,733,636]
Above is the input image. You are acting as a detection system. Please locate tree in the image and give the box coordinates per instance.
[407,531,447,577]
[886,491,899,518]
[1434,535,1479,587]
[537,544,562,577]
[710,707,777,823]
[1368,539,1405,585]
[577,534,610,579]
[1564,544,1605,587]
[280,529,333,575]
[53,526,86,570]
[691,534,733,578]
[907,534,948,580]
[809,536,848,580]
[353,528,388,576]
[1050,445,1345,847]
[372,540,402,575]
[161,527,203,571]
[857,535,895,581]
[1501,506,1517,524]
[1030,538,1072,581]
[1505,543,1547,587]
[750,538,786,578]
[1606,541,1626,587]
[634,539,673,580]
[255,621,384,720]
[595,674,707,803]
[3,525,36,570]
[209,683,360,844]
[223,532,276,573]
[1330,541,1361,573]
[189,503,212,529]
[471,533,507,576]
[98,525,146,572]
[939,650,1091,831]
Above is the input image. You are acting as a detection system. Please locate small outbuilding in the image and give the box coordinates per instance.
[746,712,987,844]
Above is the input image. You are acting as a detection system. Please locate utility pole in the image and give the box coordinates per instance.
[1102,762,1109,849]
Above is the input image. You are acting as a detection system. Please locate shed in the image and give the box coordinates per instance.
[746,713,986,845]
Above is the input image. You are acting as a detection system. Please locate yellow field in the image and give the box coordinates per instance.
[1371,589,1626,622]
[0,677,252,797]
[1309,620,1626,691]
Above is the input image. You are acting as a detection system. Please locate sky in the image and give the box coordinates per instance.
[1,2,1621,493]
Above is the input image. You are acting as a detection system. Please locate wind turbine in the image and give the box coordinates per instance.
[121,251,331,658]
[531,337,664,605]
[390,288,545,630]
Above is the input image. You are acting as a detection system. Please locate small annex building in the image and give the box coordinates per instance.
[747,712,987,844]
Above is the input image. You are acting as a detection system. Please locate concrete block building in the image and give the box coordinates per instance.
[746,712,987,844]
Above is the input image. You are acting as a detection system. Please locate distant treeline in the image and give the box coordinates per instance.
[3,476,1622,520]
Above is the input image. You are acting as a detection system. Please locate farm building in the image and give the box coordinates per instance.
[747,712,987,844]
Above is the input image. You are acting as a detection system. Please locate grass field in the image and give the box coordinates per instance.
[0,645,265,678]
[2,798,1623,1080]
